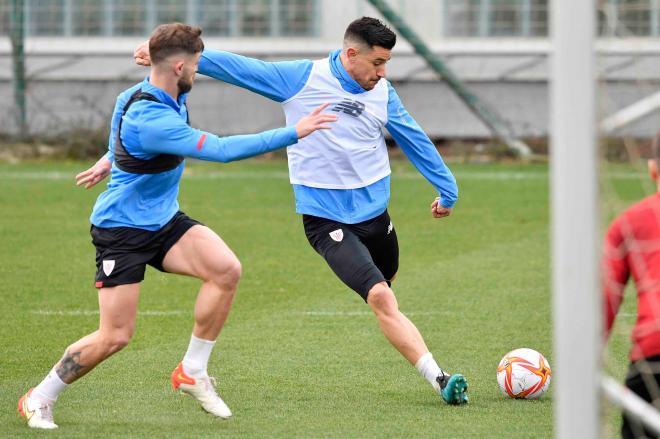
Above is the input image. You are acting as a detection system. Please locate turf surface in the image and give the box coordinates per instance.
[0,159,644,437]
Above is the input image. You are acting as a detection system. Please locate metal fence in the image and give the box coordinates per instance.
[444,0,660,38]
[445,0,549,37]
[0,0,318,37]
[1,0,660,38]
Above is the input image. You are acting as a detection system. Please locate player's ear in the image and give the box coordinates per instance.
[346,47,359,61]
[647,159,658,182]
[173,60,185,76]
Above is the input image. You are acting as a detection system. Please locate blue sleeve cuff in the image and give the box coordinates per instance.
[285,126,299,145]
[440,197,456,209]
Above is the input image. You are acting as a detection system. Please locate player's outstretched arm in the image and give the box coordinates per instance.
[75,155,112,189]
[139,102,336,163]
[134,42,310,102]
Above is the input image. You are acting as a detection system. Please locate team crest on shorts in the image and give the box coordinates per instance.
[329,229,344,242]
[103,260,115,276]
[387,221,393,235]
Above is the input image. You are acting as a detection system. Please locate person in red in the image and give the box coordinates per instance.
[603,133,660,439]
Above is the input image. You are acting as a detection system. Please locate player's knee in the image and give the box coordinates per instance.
[367,283,398,316]
[102,332,132,355]
[210,257,242,289]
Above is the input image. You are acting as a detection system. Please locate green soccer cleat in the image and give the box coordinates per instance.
[436,373,469,405]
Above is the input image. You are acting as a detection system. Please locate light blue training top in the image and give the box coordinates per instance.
[93,78,298,230]
[197,48,458,224]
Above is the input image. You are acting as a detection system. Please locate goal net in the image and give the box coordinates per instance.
[595,0,660,437]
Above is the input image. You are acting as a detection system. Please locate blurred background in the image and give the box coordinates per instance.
[0,0,658,158]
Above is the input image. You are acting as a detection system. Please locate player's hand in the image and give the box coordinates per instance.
[295,103,338,139]
[134,40,151,66]
[431,197,452,219]
[76,156,112,189]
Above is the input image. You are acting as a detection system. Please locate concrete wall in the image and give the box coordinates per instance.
[1,0,658,139]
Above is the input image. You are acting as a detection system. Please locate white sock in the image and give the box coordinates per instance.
[415,352,444,391]
[182,335,216,378]
[32,367,68,403]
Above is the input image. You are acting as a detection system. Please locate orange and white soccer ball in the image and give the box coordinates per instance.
[497,348,552,399]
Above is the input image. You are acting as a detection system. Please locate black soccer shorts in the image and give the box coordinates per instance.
[90,211,201,289]
[621,355,660,439]
[303,210,399,301]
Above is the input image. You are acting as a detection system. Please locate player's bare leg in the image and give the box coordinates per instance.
[367,282,427,363]
[367,281,468,405]
[19,284,140,429]
[162,224,240,418]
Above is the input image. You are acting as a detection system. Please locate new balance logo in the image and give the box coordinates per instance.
[332,99,365,117]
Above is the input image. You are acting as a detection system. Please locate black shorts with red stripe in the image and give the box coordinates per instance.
[91,211,201,288]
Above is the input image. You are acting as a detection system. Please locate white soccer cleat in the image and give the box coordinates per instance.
[171,363,232,419]
[18,388,58,429]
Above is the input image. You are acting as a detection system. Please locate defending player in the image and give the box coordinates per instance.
[102,17,465,406]
[18,23,336,430]
[603,133,660,438]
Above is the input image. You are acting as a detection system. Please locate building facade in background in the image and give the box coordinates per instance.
[0,0,658,138]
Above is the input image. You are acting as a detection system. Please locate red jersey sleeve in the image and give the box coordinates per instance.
[602,215,630,337]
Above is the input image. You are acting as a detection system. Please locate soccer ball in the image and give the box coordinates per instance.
[497,348,552,399]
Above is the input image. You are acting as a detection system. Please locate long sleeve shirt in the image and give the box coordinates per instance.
[198,49,458,224]
[92,78,298,230]
[603,192,660,361]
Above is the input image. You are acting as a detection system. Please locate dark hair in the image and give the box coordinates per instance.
[149,23,204,64]
[344,17,396,50]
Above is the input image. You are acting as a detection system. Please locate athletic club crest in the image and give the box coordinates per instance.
[329,229,344,242]
[103,260,115,276]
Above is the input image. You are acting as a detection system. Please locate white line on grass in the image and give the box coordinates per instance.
[291,310,442,317]
[31,309,186,317]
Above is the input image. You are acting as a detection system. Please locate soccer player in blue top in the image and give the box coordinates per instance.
[100,17,465,408]
[18,23,336,430]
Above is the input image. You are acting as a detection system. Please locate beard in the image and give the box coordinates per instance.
[177,77,193,95]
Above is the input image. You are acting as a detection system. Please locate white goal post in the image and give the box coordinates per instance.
[601,376,660,435]
[553,1,660,437]
[551,0,600,437]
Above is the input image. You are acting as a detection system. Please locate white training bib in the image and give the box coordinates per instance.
[282,57,391,189]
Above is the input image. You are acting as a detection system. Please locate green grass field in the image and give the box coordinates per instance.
[0,158,646,437]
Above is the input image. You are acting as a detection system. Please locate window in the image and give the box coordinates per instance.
[238,0,271,36]
[28,0,64,36]
[445,0,480,37]
[616,0,654,36]
[113,0,146,36]
[197,0,231,36]
[445,0,549,37]
[280,0,315,36]
[0,0,10,37]
[72,0,104,36]
[528,0,548,37]
[15,0,316,37]
[156,0,186,24]
[445,0,659,38]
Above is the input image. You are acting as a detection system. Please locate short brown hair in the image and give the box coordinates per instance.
[149,23,204,64]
